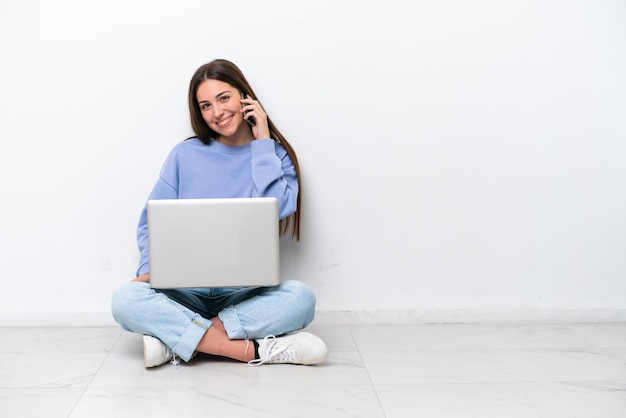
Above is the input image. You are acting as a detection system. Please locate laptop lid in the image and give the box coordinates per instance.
[147,197,280,289]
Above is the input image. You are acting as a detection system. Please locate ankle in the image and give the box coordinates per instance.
[253,339,260,359]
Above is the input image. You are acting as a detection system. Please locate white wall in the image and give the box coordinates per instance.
[1,0,625,325]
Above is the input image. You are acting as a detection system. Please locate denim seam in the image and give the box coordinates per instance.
[219,306,248,340]
[172,314,211,362]
[160,293,211,361]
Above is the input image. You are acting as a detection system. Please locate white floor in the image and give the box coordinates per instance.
[1,322,626,418]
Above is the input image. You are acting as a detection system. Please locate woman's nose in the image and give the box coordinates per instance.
[213,103,224,118]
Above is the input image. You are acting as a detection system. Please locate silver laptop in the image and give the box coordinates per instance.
[147,197,280,289]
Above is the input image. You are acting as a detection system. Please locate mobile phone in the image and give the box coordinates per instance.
[240,91,256,127]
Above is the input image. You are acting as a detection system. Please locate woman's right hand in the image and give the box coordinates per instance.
[132,273,150,283]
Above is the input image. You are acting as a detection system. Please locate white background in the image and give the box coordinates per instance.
[1,0,625,324]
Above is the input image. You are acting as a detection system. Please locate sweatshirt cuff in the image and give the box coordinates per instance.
[136,263,149,277]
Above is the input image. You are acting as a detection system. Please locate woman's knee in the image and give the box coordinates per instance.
[110,282,151,327]
[281,280,316,326]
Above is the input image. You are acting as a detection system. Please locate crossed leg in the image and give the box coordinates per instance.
[196,316,255,362]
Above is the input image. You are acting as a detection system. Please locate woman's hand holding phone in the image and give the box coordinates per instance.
[240,92,270,140]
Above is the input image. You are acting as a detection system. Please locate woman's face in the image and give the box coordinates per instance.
[196,79,247,140]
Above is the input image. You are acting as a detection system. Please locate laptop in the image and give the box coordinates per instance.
[147,197,280,289]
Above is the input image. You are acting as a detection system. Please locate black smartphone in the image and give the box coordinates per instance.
[240,91,256,127]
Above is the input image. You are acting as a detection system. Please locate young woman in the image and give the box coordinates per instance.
[111,59,326,367]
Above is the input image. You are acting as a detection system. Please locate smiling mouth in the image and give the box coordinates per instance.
[216,116,233,127]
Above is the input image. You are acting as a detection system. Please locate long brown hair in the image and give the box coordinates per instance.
[188,59,301,240]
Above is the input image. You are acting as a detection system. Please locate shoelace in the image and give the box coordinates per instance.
[248,335,295,367]
[170,352,180,367]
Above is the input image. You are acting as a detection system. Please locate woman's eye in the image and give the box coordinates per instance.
[200,103,210,110]
[220,95,230,102]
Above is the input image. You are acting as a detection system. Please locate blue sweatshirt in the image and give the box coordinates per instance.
[136,138,298,276]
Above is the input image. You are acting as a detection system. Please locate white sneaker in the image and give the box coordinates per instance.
[143,335,173,368]
[249,332,327,366]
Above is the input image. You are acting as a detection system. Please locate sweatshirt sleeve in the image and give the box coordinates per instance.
[249,139,299,219]
[135,154,179,277]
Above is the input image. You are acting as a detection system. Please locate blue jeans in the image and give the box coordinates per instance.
[111,280,316,362]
